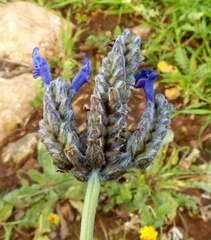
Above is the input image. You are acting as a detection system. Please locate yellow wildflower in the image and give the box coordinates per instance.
[47,213,60,225]
[157,61,178,73]
[165,86,181,100]
[105,31,112,37]
[140,226,158,240]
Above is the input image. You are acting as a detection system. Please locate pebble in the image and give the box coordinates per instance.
[1,133,38,165]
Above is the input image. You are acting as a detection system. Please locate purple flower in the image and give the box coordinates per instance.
[32,47,52,88]
[133,69,157,102]
[71,53,90,92]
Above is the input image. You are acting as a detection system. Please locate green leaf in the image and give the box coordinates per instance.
[191,181,211,193]
[116,188,132,205]
[65,183,86,200]
[162,129,174,145]
[19,199,46,228]
[194,64,211,79]
[47,190,59,205]
[21,179,29,187]
[175,47,189,74]
[0,201,13,221]
[157,203,171,218]
[170,149,180,165]
[185,102,208,110]
[37,141,55,177]
[28,170,45,185]
[193,87,210,102]
[152,192,179,221]
[114,25,122,36]
[4,225,13,240]
[140,205,154,226]
[181,23,196,32]
[69,200,84,215]
[103,202,115,213]
[2,189,25,207]
[152,129,176,170]
[172,192,197,210]
[188,12,204,20]
[52,0,81,8]
[39,205,53,233]
[176,109,211,115]
[129,184,150,211]
[2,184,46,208]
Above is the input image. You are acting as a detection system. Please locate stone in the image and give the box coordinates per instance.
[0,73,35,147]
[131,25,152,40]
[0,1,75,65]
[1,133,38,164]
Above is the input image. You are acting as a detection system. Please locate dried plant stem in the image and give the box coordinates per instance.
[80,170,100,240]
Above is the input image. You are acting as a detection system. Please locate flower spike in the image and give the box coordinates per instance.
[32,47,52,88]
[133,69,157,102]
[71,53,91,92]
[38,30,173,182]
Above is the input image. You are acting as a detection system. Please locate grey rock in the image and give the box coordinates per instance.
[131,25,152,40]
[1,133,38,164]
[0,73,35,147]
[0,1,75,65]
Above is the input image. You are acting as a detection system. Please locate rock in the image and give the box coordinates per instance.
[131,25,152,40]
[0,73,35,146]
[0,1,75,65]
[1,133,38,165]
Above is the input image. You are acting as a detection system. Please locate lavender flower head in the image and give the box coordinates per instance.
[37,30,173,182]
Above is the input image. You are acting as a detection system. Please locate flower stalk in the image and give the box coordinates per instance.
[80,170,100,240]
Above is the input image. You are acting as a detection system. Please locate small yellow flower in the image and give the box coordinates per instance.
[47,213,60,225]
[105,31,112,38]
[140,226,158,240]
[157,61,178,73]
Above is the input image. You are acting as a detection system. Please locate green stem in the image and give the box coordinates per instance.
[80,170,101,240]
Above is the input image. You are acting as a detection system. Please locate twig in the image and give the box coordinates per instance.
[0,66,33,79]
[177,211,188,239]
[0,58,30,67]
[99,218,109,240]
[14,226,33,238]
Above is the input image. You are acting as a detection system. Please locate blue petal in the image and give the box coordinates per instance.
[32,69,40,79]
[32,47,52,88]
[32,47,40,69]
[144,71,157,102]
[71,54,91,92]
[133,69,157,102]
[133,78,147,88]
[135,69,151,81]
[39,57,52,87]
